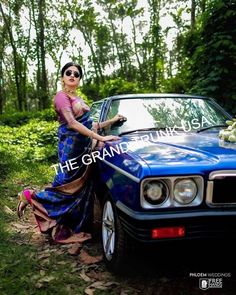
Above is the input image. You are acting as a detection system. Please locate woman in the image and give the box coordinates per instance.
[17,62,124,243]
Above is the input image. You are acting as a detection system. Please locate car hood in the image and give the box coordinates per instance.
[112,131,236,176]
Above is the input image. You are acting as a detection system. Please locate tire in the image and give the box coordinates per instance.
[101,194,129,273]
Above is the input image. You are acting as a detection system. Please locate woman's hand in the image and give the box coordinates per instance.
[111,114,127,124]
[101,135,120,142]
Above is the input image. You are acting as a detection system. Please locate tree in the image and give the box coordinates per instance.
[0,1,31,111]
[145,0,165,91]
[0,23,7,114]
[186,0,236,111]
[30,0,49,109]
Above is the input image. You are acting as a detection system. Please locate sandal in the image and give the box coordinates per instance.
[17,189,32,218]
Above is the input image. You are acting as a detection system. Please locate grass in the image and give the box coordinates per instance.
[0,145,135,295]
[0,148,98,295]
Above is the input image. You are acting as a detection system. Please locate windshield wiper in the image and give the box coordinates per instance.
[197,124,227,133]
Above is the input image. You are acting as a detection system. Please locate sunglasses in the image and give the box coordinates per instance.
[65,70,80,78]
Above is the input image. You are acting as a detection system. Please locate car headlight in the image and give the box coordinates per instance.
[174,179,197,204]
[143,180,168,205]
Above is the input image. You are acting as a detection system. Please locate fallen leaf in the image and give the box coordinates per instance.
[3,205,14,215]
[15,240,27,246]
[86,281,108,291]
[35,282,44,289]
[40,258,50,265]
[86,270,108,281]
[32,274,40,281]
[71,267,81,273]
[12,223,31,230]
[68,243,82,255]
[79,249,103,265]
[39,275,55,283]
[56,261,67,265]
[38,253,50,259]
[65,285,73,292]
[84,281,107,295]
[40,270,46,276]
[79,269,92,282]
[55,249,65,255]
[71,262,78,268]
[84,288,94,295]
[60,244,72,249]
[30,233,46,246]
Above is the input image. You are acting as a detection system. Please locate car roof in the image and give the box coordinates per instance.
[91,93,213,106]
[107,93,210,100]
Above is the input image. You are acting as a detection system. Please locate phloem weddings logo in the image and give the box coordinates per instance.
[189,272,231,291]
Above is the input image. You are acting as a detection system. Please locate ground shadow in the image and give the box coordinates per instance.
[115,239,236,294]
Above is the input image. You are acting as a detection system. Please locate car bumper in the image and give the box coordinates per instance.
[116,201,236,242]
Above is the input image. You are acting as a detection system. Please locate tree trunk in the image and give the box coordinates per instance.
[131,18,145,82]
[148,0,162,91]
[0,25,6,114]
[191,0,196,29]
[38,0,49,109]
[0,3,24,111]
[0,59,3,114]
[200,0,206,13]
[107,7,124,75]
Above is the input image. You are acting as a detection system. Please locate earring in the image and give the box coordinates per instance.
[61,78,65,90]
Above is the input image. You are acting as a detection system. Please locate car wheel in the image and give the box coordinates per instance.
[101,195,128,272]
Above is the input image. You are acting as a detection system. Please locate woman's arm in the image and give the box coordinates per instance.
[62,109,119,142]
[98,114,126,129]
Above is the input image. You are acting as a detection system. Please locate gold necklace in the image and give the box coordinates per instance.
[63,87,77,96]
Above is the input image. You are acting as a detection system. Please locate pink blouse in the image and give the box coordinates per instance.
[54,91,90,124]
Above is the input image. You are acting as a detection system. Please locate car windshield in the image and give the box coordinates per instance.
[105,97,230,135]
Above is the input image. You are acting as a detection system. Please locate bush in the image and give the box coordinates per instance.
[0,108,57,127]
[0,119,58,162]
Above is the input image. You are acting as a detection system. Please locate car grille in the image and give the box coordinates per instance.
[212,177,236,204]
[207,171,236,207]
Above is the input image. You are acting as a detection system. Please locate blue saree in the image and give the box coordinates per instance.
[32,111,95,240]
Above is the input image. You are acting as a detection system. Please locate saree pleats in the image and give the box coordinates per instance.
[31,111,95,240]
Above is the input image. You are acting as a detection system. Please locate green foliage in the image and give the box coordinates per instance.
[82,78,144,100]
[81,82,101,102]
[76,88,93,106]
[0,119,58,162]
[183,0,236,111]
[162,74,188,94]
[99,78,141,98]
[0,108,57,127]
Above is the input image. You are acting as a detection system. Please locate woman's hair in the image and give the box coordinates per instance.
[61,62,83,79]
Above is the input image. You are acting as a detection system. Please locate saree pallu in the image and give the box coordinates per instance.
[29,111,95,242]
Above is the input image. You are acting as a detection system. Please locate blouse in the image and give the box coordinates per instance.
[54,91,90,125]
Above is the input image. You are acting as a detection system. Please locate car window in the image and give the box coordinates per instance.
[105,97,230,135]
[90,101,103,122]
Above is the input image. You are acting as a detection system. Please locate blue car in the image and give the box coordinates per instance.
[90,94,236,272]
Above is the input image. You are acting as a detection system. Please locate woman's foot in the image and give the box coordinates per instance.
[17,189,33,218]
[17,200,28,218]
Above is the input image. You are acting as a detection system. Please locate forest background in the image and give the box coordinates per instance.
[0,0,236,115]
